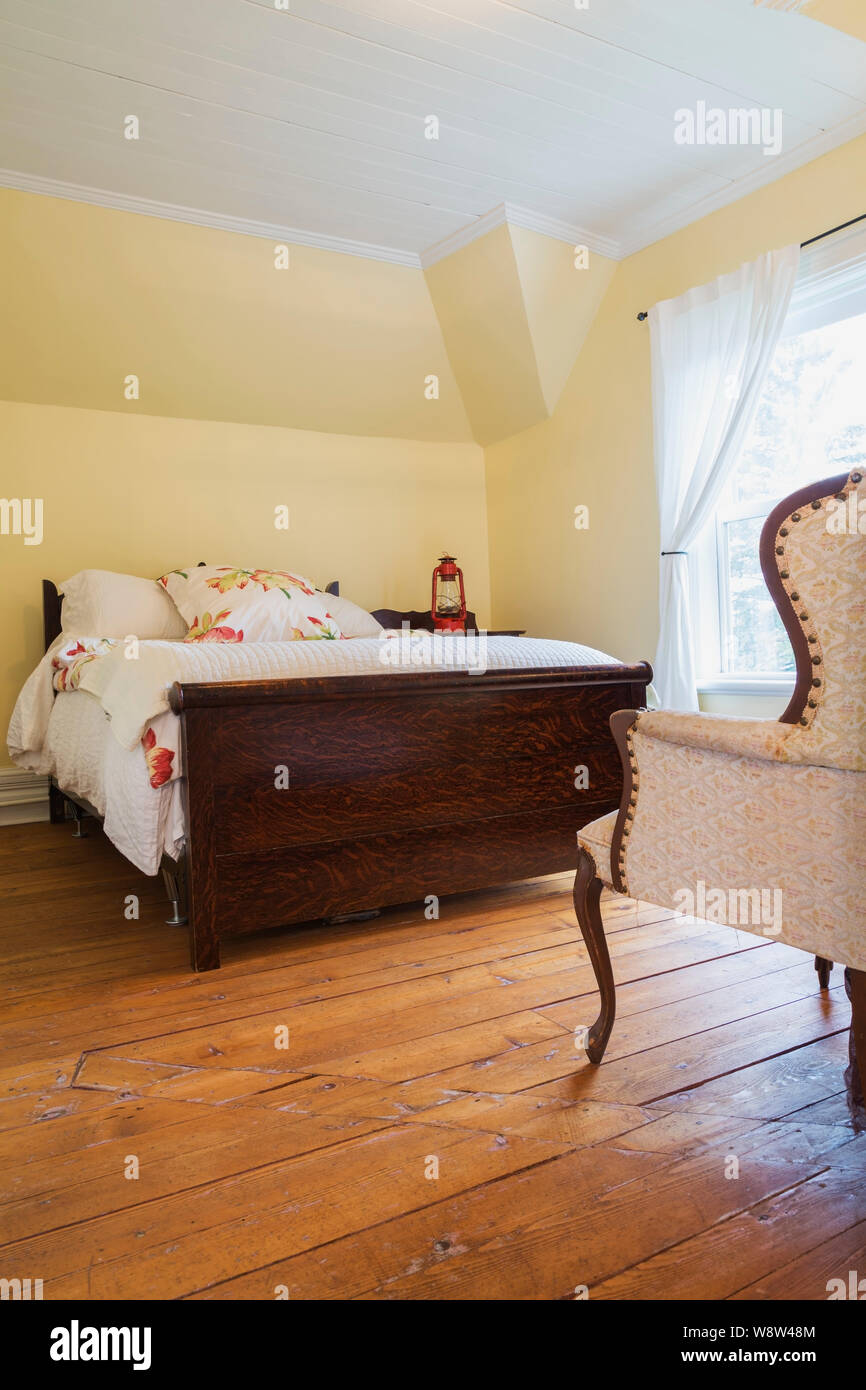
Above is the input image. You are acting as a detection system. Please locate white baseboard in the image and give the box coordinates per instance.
[0,768,50,825]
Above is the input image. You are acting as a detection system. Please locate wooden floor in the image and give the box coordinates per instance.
[1,821,864,1302]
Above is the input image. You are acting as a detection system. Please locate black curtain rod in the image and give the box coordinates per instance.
[636,211,866,321]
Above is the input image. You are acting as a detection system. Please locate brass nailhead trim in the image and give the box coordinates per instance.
[812,655,822,665]
[779,528,789,537]
[800,717,808,725]
[808,635,817,644]
[852,472,863,484]
[808,699,817,708]
[790,591,799,601]
[835,493,846,502]
[791,513,801,522]
[776,546,784,556]
[811,500,822,510]
[780,570,789,579]
[812,677,821,688]
[799,613,809,622]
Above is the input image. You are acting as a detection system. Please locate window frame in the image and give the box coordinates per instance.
[694,225,866,697]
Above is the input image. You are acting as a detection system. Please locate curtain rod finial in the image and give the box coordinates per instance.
[637,311,648,322]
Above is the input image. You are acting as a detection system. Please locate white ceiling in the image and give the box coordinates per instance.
[0,0,864,265]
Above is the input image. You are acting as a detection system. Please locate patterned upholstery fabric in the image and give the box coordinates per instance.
[775,470,866,773]
[578,469,866,970]
[621,729,865,968]
[577,809,616,888]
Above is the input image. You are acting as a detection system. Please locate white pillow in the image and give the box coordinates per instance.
[158,565,344,642]
[60,570,187,640]
[318,592,383,638]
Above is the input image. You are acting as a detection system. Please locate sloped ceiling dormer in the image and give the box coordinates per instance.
[423,216,616,445]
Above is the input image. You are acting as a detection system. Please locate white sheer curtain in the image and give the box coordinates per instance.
[649,245,800,710]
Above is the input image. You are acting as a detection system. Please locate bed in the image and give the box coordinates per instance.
[16,578,651,971]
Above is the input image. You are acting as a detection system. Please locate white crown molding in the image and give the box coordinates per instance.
[0,168,620,268]
[615,110,866,261]
[419,202,620,268]
[0,169,423,269]
[3,106,865,278]
[0,768,49,825]
[419,203,509,267]
[504,205,621,261]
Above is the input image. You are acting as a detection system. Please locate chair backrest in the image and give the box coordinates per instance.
[760,467,866,771]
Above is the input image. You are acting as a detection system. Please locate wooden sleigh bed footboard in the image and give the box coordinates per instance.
[169,662,651,970]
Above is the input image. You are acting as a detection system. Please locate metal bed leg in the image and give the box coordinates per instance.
[69,801,88,838]
[161,858,189,926]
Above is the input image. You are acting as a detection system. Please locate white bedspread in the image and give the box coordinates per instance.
[74,633,623,749]
[9,633,623,875]
[36,688,185,873]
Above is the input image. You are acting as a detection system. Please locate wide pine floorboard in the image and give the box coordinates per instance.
[0,822,862,1301]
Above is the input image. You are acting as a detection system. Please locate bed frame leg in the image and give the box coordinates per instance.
[189,916,220,973]
[160,857,188,927]
[572,846,616,1064]
[69,801,88,838]
[48,782,66,825]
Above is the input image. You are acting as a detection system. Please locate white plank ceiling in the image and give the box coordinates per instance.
[0,0,864,264]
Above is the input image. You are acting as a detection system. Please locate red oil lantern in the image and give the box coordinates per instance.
[431,554,467,632]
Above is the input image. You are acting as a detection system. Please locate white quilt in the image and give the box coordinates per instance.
[8,633,623,875]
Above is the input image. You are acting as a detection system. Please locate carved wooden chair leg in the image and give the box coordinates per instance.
[814,955,833,990]
[573,846,616,1064]
[844,967,866,1133]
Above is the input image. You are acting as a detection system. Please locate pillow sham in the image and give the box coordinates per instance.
[60,570,188,640]
[317,591,383,639]
[158,565,344,642]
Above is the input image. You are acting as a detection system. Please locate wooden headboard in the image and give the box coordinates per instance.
[41,575,342,654]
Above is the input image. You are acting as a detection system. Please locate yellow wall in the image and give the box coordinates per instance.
[0,187,472,443]
[485,134,866,693]
[805,0,866,43]
[0,402,488,762]
[508,226,617,418]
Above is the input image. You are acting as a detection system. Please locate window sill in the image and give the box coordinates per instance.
[697,675,795,698]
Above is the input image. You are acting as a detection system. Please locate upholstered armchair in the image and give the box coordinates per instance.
[574,468,866,1124]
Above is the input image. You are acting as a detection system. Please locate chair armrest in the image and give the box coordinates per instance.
[634,709,797,764]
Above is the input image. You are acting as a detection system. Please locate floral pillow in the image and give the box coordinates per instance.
[157,566,344,643]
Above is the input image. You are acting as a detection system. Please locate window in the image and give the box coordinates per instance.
[696,228,866,692]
